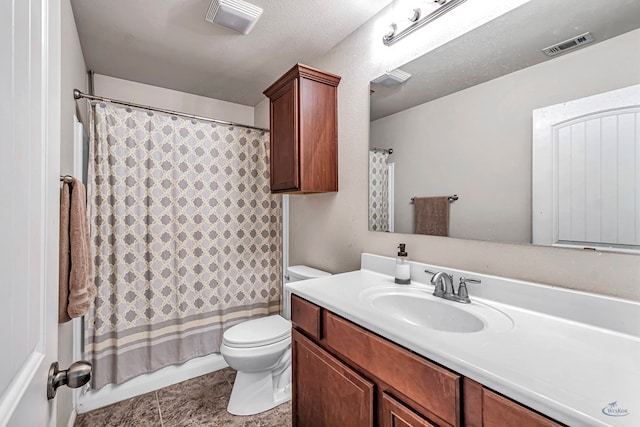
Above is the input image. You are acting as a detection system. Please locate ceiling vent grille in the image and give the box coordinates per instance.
[372,69,412,87]
[205,0,263,35]
[542,32,594,56]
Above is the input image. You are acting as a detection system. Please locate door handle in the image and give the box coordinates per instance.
[47,360,92,399]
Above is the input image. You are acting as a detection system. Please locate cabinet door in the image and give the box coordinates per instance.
[269,78,299,191]
[298,76,338,192]
[382,393,437,427]
[292,329,374,427]
[483,389,563,427]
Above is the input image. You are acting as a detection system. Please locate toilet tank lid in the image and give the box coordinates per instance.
[287,265,331,280]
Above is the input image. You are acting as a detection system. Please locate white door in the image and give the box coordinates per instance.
[532,84,640,253]
[0,0,61,426]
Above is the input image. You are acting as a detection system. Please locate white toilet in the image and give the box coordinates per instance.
[220,265,331,416]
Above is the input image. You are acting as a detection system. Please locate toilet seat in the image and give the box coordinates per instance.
[223,315,291,348]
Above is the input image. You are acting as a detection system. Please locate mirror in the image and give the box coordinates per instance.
[369,0,640,254]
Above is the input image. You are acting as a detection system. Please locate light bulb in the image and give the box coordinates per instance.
[385,23,397,39]
[409,8,421,22]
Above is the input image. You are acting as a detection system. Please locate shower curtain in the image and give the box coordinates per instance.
[86,103,282,389]
[369,150,390,231]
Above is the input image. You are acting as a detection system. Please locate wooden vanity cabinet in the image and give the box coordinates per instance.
[482,389,563,427]
[290,294,565,427]
[292,329,374,427]
[323,310,461,426]
[382,394,438,427]
[291,295,458,427]
[263,64,341,194]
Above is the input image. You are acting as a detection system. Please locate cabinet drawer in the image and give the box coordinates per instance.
[483,389,564,427]
[291,295,321,340]
[324,311,460,426]
[382,393,437,427]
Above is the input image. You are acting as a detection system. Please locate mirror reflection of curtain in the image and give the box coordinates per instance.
[369,150,390,231]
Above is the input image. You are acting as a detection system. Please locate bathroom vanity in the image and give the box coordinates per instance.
[291,295,560,427]
[285,254,640,427]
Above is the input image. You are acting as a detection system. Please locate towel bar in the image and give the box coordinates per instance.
[410,195,458,204]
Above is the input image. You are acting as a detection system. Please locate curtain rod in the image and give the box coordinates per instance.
[73,89,269,132]
[370,147,393,154]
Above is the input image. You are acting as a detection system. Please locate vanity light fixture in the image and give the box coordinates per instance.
[383,0,467,46]
[205,0,263,35]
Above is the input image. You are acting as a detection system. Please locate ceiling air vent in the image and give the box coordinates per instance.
[542,32,594,57]
[205,0,263,35]
[372,69,412,87]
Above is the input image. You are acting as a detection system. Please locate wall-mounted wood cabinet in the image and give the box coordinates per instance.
[291,295,565,427]
[263,64,340,194]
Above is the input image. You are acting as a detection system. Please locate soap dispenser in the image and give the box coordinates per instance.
[395,243,411,284]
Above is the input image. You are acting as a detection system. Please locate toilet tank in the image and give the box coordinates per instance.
[283,265,331,319]
[286,265,331,282]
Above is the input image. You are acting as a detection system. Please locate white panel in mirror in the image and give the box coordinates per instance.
[532,84,640,254]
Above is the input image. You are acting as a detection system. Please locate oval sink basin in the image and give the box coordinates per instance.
[360,286,513,333]
[370,293,484,332]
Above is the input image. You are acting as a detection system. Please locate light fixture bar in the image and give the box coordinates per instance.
[383,0,468,46]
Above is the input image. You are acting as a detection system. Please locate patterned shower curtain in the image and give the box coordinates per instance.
[368,150,390,231]
[86,103,282,389]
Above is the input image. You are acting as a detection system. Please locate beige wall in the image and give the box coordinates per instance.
[371,30,640,240]
[58,1,88,426]
[254,98,270,129]
[288,2,640,301]
[93,74,255,127]
[60,1,88,175]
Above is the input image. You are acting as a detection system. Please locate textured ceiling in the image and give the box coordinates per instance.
[370,0,640,121]
[71,0,392,106]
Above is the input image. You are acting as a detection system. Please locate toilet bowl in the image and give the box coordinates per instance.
[220,265,330,416]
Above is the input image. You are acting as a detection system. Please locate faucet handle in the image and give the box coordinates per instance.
[424,269,437,276]
[455,282,471,303]
[454,277,480,304]
[459,276,481,285]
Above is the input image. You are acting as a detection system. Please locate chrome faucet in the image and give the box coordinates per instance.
[426,270,481,303]
[429,271,454,299]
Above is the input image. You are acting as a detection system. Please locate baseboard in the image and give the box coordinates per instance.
[76,353,228,414]
[67,409,76,427]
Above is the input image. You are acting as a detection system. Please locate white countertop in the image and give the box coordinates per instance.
[285,254,640,427]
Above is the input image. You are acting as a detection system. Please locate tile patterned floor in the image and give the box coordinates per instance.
[75,368,292,427]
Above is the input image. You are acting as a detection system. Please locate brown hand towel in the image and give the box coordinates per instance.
[59,182,72,323]
[59,177,97,323]
[414,196,450,236]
